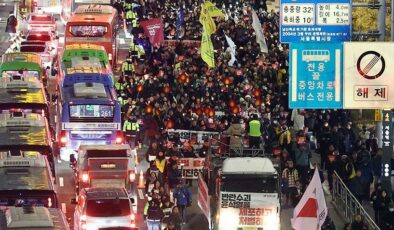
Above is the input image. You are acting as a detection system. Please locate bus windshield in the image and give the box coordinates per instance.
[20,46,46,53]
[221,175,278,193]
[0,190,57,207]
[69,104,113,118]
[3,70,39,78]
[69,25,108,37]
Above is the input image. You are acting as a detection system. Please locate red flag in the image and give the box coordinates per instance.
[140,18,164,46]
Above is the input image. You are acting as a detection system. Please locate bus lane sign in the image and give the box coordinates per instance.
[289,42,343,109]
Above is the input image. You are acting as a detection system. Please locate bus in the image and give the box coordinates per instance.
[301,50,330,62]
[0,74,50,122]
[64,5,119,67]
[56,44,113,85]
[61,0,115,23]
[0,53,47,86]
[55,68,122,161]
[0,113,58,208]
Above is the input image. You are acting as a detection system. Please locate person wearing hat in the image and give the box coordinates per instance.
[173,180,191,224]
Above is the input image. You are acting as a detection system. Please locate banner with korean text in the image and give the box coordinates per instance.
[178,158,205,179]
[219,192,280,229]
[344,42,394,109]
[289,42,343,108]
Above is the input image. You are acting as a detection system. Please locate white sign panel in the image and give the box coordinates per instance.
[344,42,394,109]
[62,122,120,130]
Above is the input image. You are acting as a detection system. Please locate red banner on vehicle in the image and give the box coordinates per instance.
[140,18,164,46]
[198,175,209,220]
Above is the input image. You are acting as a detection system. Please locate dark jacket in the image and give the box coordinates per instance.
[5,14,17,33]
[147,201,164,220]
[348,177,366,197]
[173,187,191,206]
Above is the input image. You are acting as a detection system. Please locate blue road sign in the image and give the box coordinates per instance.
[289,43,343,109]
[280,0,351,43]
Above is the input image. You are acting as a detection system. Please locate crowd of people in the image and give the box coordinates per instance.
[113,0,393,229]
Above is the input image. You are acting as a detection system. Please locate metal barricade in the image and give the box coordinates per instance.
[332,171,380,230]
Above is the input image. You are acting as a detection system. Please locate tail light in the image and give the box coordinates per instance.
[59,131,67,147]
[129,170,135,182]
[81,172,89,183]
[115,131,124,144]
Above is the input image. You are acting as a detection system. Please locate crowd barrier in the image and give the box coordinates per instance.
[332,171,380,230]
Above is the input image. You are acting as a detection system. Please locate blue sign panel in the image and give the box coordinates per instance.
[280,0,351,43]
[289,43,343,109]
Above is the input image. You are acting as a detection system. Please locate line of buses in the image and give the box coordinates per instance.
[0,4,137,230]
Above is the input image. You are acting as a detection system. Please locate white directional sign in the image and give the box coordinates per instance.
[344,42,394,109]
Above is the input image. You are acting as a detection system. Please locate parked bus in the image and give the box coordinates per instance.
[61,0,115,23]
[0,53,47,86]
[0,113,58,208]
[64,5,119,67]
[56,44,113,85]
[0,74,50,122]
[0,151,58,208]
[55,68,122,161]
[0,110,56,178]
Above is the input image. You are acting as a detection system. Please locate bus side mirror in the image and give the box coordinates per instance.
[130,197,135,204]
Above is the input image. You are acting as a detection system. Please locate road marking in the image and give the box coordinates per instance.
[138,189,144,200]
[61,203,67,214]
[59,177,64,187]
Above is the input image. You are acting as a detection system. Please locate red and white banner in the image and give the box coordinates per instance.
[178,158,205,179]
[198,175,209,220]
[140,18,164,45]
[291,168,327,230]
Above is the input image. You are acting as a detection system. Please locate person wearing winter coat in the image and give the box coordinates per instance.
[291,109,305,131]
[348,170,367,203]
[168,163,181,189]
[223,116,245,148]
[173,180,192,224]
[6,11,17,35]
[144,196,164,230]
[294,143,311,185]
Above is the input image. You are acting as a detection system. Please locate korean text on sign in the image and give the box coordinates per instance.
[354,86,388,101]
[221,193,251,209]
[178,158,205,179]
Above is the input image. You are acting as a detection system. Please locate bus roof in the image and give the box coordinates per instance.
[0,125,50,147]
[0,207,69,230]
[62,71,113,87]
[68,5,116,24]
[74,4,116,15]
[1,53,41,65]
[0,166,52,190]
[62,44,109,65]
[0,62,42,74]
[61,83,115,103]
[222,157,276,174]
[0,88,46,107]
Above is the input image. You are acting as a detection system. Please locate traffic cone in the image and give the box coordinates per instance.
[138,170,144,188]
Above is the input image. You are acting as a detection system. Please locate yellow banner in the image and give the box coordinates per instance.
[375,109,382,121]
[200,22,215,68]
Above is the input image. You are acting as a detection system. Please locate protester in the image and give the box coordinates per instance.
[173,180,192,224]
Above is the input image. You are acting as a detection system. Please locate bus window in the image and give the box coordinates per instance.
[69,25,108,37]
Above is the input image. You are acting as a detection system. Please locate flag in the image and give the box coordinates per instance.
[175,7,184,39]
[204,1,225,18]
[199,3,216,35]
[291,168,327,230]
[225,34,236,66]
[251,9,268,53]
[140,18,164,46]
[200,22,215,67]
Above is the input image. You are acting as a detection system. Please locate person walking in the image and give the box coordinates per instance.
[6,11,17,39]
[173,180,192,224]
[123,116,139,148]
[144,196,164,230]
[246,114,263,149]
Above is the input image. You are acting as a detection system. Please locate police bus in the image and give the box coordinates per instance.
[55,67,122,161]
[0,74,50,122]
[0,113,58,208]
